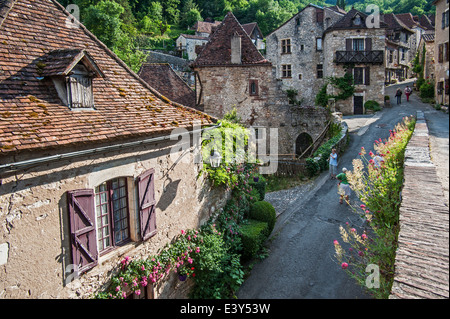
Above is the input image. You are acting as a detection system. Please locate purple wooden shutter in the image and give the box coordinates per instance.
[346,39,352,51]
[67,189,98,274]
[365,38,372,51]
[137,169,157,241]
[365,67,371,85]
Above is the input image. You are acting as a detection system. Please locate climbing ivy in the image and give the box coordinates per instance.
[315,67,355,108]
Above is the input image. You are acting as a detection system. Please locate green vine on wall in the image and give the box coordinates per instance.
[316,67,355,108]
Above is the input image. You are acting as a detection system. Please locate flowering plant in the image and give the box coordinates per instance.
[334,116,415,298]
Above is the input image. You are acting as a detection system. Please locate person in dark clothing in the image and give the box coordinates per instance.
[395,88,402,104]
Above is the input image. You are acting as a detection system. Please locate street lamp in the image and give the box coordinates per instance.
[209,149,222,168]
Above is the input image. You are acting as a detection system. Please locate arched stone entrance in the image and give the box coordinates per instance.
[295,132,313,157]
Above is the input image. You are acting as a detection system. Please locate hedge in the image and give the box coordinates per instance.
[248,201,276,234]
[239,219,269,260]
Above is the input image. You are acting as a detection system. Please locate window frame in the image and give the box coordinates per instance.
[316,37,323,51]
[249,79,259,96]
[353,67,365,85]
[281,39,292,54]
[95,177,131,255]
[317,64,323,79]
[281,64,292,78]
[352,38,365,52]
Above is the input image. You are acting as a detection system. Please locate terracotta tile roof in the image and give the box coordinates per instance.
[0,0,214,155]
[326,8,388,33]
[190,12,270,68]
[327,5,347,15]
[395,13,419,29]
[192,21,221,34]
[417,15,435,30]
[382,13,415,33]
[138,63,196,109]
[422,32,435,42]
[179,34,209,41]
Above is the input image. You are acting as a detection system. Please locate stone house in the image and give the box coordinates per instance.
[265,4,345,106]
[242,22,265,51]
[138,63,196,109]
[175,34,209,61]
[191,12,330,158]
[381,13,415,81]
[396,13,435,59]
[433,0,449,105]
[323,9,387,115]
[417,33,436,80]
[0,0,227,299]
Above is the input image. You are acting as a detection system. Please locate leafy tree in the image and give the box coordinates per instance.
[83,0,125,48]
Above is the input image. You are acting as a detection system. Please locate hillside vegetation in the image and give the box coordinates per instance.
[56,0,436,72]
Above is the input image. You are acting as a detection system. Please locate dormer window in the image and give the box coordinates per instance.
[38,49,104,110]
[353,14,362,26]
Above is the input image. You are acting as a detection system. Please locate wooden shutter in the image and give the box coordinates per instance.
[346,38,352,51]
[137,169,157,241]
[68,75,93,108]
[438,44,444,63]
[67,189,98,274]
[365,38,372,51]
[365,67,371,85]
[445,42,449,62]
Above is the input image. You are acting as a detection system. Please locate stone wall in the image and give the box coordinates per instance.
[434,0,449,105]
[323,28,386,115]
[265,6,344,106]
[0,136,230,299]
[195,64,330,156]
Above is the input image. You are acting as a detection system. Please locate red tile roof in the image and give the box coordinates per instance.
[138,63,196,109]
[190,12,270,68]
[192,21,222,34]
[0,0,214,155]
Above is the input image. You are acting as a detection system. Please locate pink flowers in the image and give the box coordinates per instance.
[361,234,368,240]
[333,240,339,245]
[341,262,349,269]
[195,247,200,253]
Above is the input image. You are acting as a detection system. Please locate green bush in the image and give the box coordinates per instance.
[239,219,269,260]
[306,157,320,177]
[248,201,276,234]
[419,81,435,99]
[364,100,381,112]
[249,178,267,201]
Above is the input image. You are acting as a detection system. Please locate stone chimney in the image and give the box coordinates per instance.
[231,32,242,64]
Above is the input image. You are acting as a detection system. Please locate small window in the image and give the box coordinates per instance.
[95,177,130,253]
[353,15,362,26]
[353,39,365,51]
[296,17,300,26]
[281,39,291,54]
[317,64,323,79]
[282,65,292,78]
[316,37,323,51]
[249,79,259,96]
[354,67,364,85]
[300,44,304,51]
[299,74,302,80]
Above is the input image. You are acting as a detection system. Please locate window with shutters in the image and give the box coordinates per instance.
[438,43,444,63]
[95,177,130,253]
[354,67,364,85]
[353,39,365,51]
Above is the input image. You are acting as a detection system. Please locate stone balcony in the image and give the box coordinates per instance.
[335,50,384,64]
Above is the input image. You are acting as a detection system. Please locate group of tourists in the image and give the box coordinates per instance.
[395,85,413,104]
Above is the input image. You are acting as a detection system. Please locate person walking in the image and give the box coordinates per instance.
[329,148,338,179]
[395,88,402,105]
[404,86,412,102]
[336,168,351,204]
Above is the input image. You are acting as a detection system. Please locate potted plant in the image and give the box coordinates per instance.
[176,265,195,281]
[384,95,391,108]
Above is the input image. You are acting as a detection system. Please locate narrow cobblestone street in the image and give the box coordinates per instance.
[237,82,449,299]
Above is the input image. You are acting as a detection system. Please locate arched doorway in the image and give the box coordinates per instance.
[295,133,313,158]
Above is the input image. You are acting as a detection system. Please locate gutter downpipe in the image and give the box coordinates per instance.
[0,123,222,175]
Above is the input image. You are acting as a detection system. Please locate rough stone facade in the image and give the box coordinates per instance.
[195,64,329,156]
[0,138,230,299]
[192,12,331,157]
[323,11,387,115]
[265,5,344,106]
[418,33,436,80]
[434,0,449,106]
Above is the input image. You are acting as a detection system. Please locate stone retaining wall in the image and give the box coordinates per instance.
[389,111,449,299]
